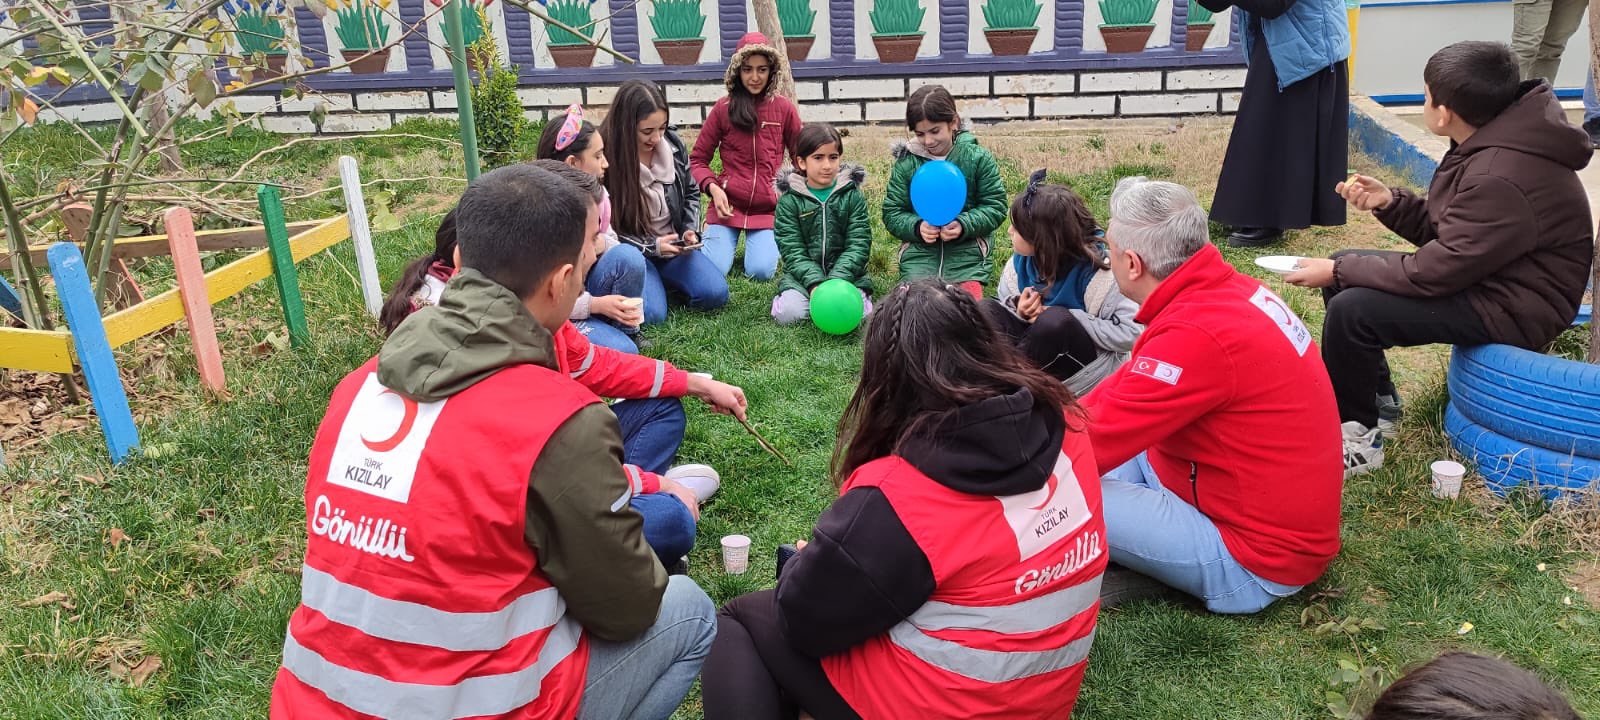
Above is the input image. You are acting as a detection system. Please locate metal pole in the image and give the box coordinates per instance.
[444,0,481,181]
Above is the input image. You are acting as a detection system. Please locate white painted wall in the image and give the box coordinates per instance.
[1353,2,1590,98]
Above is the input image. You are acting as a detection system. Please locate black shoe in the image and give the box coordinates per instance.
[666,556,689,576]
[1584,118,1600,150]
[1099,564,1175,609]
[632,336,653,351]
[1225,227,1285,248]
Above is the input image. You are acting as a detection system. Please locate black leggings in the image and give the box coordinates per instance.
[980,301,1099,382]
[701,590,861,720]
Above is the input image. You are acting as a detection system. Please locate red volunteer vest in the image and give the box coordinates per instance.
[270,358,598,720]
[823,426,1107,720]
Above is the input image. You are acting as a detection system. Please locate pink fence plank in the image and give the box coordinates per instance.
[163,207,227,395]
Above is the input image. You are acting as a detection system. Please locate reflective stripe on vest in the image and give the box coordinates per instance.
[888,574,1102,683]
[299,564,566,653]
[282,616,582,720]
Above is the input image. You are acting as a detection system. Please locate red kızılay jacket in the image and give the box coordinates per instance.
[1084,244,1344,586]
[555,320,688,495]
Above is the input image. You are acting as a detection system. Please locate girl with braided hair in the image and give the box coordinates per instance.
[983,169,1143,394]
[703,280,1107,720]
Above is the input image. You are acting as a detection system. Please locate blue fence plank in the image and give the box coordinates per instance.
[940,0,968,57]
[46,243,140,464]
[610,0,641,59]
[1170,0,1188,49]
[719,0,745,57]
[830,0,854,59]
[1056,0,1083,54]
[296,6,331,69]
[401,0,436,71]
[0,274,22,318]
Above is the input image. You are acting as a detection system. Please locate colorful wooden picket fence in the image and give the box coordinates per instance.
[0,156,385,463]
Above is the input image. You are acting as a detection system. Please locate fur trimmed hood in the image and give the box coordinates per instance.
[774,163,866,197]
[725,32,784,96]
[890,117,976,160]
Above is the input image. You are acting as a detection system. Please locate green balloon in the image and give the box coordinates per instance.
[810,279,865,335]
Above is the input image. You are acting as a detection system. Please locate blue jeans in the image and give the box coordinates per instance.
[579,575,717,720]
[702,225,779,281]
[574,320,638,354]
[1585,67,1598,123]
[612,397,685,475]
[642,252,729,324]
[586,243,649,332]
[630,493,697,564]
[1100,453,1303,614]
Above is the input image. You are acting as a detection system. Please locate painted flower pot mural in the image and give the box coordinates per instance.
[1185,2,1214,51]
[869,0,924,63]
[777,0,817,61]
[332,0,393,73]
[981,0,1040,56]
[649,0,706,65]
[539,0,601,67]
[225,0,291,77]
[1098,0,1158,53]
[429,0,494,72]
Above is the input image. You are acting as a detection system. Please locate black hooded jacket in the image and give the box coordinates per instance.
[775,387,1069,658]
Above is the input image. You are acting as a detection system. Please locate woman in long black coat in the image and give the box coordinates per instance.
[1201,0,1351,247]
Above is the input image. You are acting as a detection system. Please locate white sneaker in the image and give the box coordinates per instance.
[666,464,721,503]
[1341,422,1384,479]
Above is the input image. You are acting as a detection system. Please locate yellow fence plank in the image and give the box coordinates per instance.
[0,220,323,271]
[0,327,75,373]
[101,215,349,348]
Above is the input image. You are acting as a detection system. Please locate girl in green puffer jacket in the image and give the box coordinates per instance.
[882,85,1009,300]
[772,123,875,325]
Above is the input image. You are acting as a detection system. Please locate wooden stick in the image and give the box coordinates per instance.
[738,415,792,467]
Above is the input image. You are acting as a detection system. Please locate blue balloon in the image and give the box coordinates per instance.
[910,160,968,228]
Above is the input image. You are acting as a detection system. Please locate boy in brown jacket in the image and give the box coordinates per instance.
[1286,41,1593,477]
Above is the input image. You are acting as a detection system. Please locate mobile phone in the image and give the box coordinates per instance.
[775,543,798,580]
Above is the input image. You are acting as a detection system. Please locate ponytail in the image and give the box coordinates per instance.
[378,209,458,335]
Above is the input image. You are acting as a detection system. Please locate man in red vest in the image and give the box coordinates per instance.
[271,164,716,719]
[1085,177,1344,614]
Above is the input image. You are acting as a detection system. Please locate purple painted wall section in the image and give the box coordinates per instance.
[44,0,1246,104]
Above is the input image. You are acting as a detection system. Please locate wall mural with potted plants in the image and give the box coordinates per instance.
[855,0,933,63]
[979,0,1042,56]
[224,0,293,77]
[426,0,507,71]
[538,0,603,67]
[329,0,398,73]
[1096,0,1160,53]
[648,0,709,64]
[776,0,819,60]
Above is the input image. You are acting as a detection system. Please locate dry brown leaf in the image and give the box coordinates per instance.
[20,590,70,608]
[0,398,29,425]
[107,528,129,549]
[18,97,38,125]
[127,655,162,687]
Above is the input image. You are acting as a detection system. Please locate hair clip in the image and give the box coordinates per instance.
[1022,168,1048,210]
[554,103,585,151]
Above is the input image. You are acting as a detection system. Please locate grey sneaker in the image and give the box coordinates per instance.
[1376,393,1403,436]
[666,464,720,503]
[1342,422,1384,478]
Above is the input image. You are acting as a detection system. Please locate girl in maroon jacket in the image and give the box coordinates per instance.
[690,32,802,282]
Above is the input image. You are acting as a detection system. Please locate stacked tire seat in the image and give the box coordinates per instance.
[1445,308,1600,499]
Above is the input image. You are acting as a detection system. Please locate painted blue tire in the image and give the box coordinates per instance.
[1447,343,1600,457]
[1443,402,1600,499]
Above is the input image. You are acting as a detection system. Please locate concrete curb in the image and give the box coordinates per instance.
[1348,95,1448,189]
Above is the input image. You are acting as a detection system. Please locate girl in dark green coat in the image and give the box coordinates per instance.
[772,123,874,325]
[882,85,1009,300]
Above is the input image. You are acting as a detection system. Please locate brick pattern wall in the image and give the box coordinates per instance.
[40,67,1247,134]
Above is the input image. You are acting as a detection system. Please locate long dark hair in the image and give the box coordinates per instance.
[536,111,598,163]
[601,79,670,238]
[905,84,959,130]
[379,208,456,335]
[1012,169,1103,284]
[1366,652,1580,720]
[830,280,1082,486]
[727,49,775,132]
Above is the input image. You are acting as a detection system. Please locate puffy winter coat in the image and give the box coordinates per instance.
[997,253,1142,397]
[882,126,1009,285]
[773,164,874,296]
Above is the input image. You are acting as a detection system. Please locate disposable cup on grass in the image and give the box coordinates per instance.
[721,534,752,574]
[1430,460,1466,499]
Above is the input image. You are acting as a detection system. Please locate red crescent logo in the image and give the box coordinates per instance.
[1028,472,1060,511]
[362,389,418,453]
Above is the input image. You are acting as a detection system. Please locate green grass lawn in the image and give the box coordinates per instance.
[2,119,1598,719]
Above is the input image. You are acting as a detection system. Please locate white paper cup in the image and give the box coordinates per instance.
[720,534,752,574]
[1430,460,1466,499]
[621,297,644,310]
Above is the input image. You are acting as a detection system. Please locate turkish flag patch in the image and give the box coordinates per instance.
[1130,356,1183,385]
